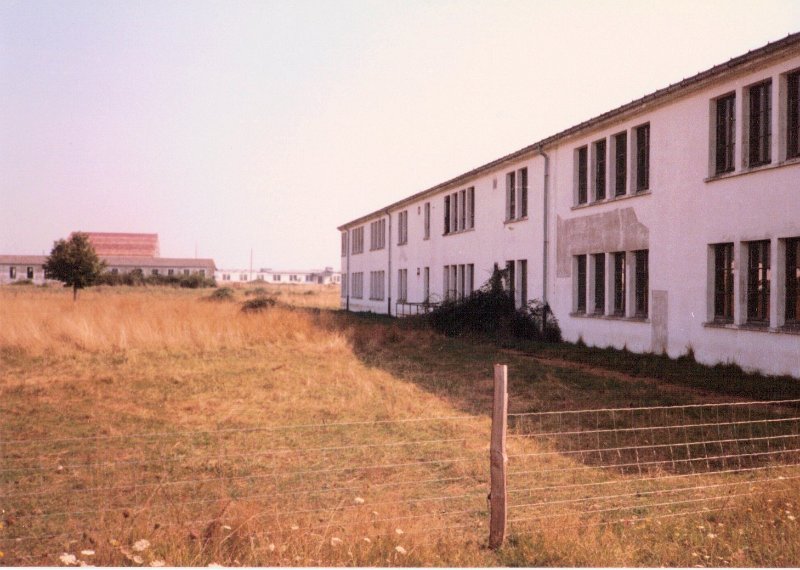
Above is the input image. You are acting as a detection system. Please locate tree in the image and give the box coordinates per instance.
[44,233,106,300]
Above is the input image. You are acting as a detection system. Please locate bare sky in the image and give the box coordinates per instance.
[1,1,797,270]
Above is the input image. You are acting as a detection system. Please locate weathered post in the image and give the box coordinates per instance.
[489,363,508,549]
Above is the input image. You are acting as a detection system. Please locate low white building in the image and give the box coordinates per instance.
[0,255,52,285]
[338,33,800,378]
[215,267,341,285]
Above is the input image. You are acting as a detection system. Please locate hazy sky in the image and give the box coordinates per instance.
[1,1,798,270]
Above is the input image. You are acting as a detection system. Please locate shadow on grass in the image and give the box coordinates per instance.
[314,308,800,419]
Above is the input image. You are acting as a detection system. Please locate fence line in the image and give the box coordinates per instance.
[1,415,483,446]
[507,398,800,417]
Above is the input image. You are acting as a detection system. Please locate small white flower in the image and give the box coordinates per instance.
[395,546,407,555]
[150,561,166,567]
[208,564,224,568]
[362,537,371,544]
[132,539,150,552]
[354,497,365,504]
[59,553,78,566]
[267,544,275,552]
[330,537,343,547]
[290,524,299,531]
[221,525,232,531]
[132,555,144,565]
[80,550,95,557]
[789,515,797,521]
[707,533,717,539]
[395,528,404,535]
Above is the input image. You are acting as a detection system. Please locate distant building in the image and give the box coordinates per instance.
[1,232,216,285]
[215,267,341,285]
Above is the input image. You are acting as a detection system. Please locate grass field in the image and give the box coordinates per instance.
[1,284,799,567]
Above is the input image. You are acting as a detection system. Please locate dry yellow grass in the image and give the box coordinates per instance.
[1,286,798,567]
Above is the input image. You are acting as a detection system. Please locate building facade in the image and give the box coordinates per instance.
[215,267,341,285]
[338,34,800,378]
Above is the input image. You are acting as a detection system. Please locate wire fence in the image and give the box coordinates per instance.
[0,414,490,565]
[3,366,800,564]
[504,397,800,538]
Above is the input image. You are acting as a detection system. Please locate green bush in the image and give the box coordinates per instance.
[421,267,561,342]
[244,287,269,297]
[241,296,277,313]
[95,271,215,289]
[10,279,34,286]
[207,287,235,301]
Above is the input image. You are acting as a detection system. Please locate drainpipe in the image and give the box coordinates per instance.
[386,209,392,316]
[537,146,550,305]
[345,229,351,312]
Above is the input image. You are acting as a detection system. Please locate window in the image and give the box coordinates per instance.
[26,266,34,279]
[341,274,347,297]
[443,265,459,300]
[634,250,649,317]
[305,275,314,282]
[273,274,281,282]
[341,232,348,257]
[9,266,16,279]
[168,269,174,276]
[715,93,736,174]
[352,272,364,299]
[370,219,386,250]
[111,268,119,275]
[424,202,431,240]
[575,255,587,313]
[444,188,474,233]
[636,124,650,192]
[788,71,800,159]
[576,147,588,204]
[199,270,205,277]
[506,171,515,220]
[713,243,734,322]
[594,139,607,200]
[423,267,430,302]
[518,260,527,306]
[184,269,190,276]
[787,238,800,324]
[614,132,627,196]
[398,211,408,245]
[397,269,407,302]
[613,252,626,316]
[593,253,605,315]
[444,195,451,234]
[747,240,770,323]
[748,81,771,167]
[369,271,385,300]
[351,227,364,254]
[239,273,248,281]
[152,269,159,276]
[505,260,515,299]
[506,169,527,219]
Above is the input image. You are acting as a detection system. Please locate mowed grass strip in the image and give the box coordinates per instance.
[1,286,799,567]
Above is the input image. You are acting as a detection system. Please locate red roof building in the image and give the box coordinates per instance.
[71,232,160,257]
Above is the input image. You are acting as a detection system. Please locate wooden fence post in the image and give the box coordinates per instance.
[489,363,508,549]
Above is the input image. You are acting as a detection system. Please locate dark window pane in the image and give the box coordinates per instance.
[636,124,650,192]
[519,169,528,217]
[788,72,800,159]
[444,196,450,234]
[716,94,735,174]
[615,132,627,196]
[576,255,586,313]
[787,238,800,323]
[714,243,734,321]
[635,250,649,317]
[577,147,588,204]
[595,140,606,200]
[614,252,626,315]
[594,253,605,314]
[747,240,770,323]
[748,81,771,167]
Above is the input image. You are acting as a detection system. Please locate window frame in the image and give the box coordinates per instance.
[575,255,587,314]
[746,240,771,324]
[576,146,588,204]
[715,93,736,174]
[748,80,772,168]
[635,123,650,192]
[613,252,626,316]
[593,253,606,315]
[786,238,799,324]
[634,249,649,318]
[614,132,627,197]
[593,139,607,201]
[788,70,800,160]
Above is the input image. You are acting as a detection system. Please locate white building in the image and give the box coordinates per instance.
[215,267,341,285]
[338,34,800,378]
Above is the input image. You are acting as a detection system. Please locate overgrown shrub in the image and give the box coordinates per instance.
[95,271,216,289]
[421,267,561,342]
[241,296,277,313]
[10,279,34,286]
[244,287,268,297]
[207,287,235,301]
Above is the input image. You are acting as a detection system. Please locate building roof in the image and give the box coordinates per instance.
[104,256,216,269]
[71,232,160,257]
[0,255,48,265]
[338,31,800,230]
